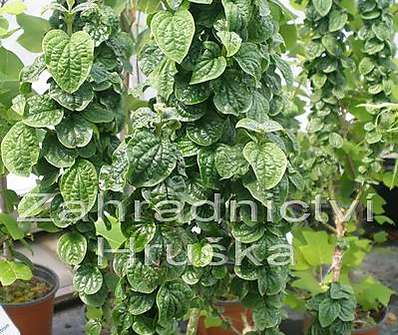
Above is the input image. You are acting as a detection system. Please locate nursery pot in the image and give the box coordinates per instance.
[2,264,59,335]
[197,300,253,335]
[352,308,388,335]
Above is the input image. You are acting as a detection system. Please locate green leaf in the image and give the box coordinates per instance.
[215,144,249,179]
[313,0,332,17]
[127,259,160,294]
[234,42,263,81]
[0,47,23,81]
[85,319,102,335]
[359,57,375,76]
[0,0,26,15]
[236,118,284,133]
[272,54,293,87]
[168,96,206,122]
[18,185,50,218]
[213,70,253,116]
[318,297,341,327]
[22,95,64,128]
[57,232,87,266]
[197,148,218,188]
[1,122,40,176]
[56,114,93,149]
[0,213,24,240]
[156,282,193,324]
[95,215,127,250]
[216,31,242,57]
[49,82,94,111]
[151,10,195,64]
[50,194,79,228]
[133,316,155,335]
[328,10,347,32]
[232,220,265,243]
[99,142,129,192]
[0,260,32,286]
[81,103,114,124]
[298,230,334,266]
[60,159,98,216]
[43,30,94,93]
[190,42,227,84]
[129,222,157,252]
[188,243,213,267]
[186,113,225,146]
[243,142,288,190]
[127,129,178,187]
[149,58,177,100]
[16,14,50,53]
[129,291,155,315]
[73,264,103,295]
[175,74,210,105]
[43,134,77,168]
[252,304,281,330]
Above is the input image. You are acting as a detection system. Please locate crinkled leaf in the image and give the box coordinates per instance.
[43,30,94,93]
[236,118,284,134]
[60,159,98,216]
[215,144,249,179]
[57,232,87,266]
[1,122,40,176]
[127,129,178,187]
[234,42,263,81]
[151,10,195,64]
[23,95,64,128]
[217,30,242,57]
[49,82,94,111]
[127,259,160,294]
[73,264,104,295]
[56,114,93,148]
[188,243,213,267]
[243,142,287,190]
[186,113,225,146]
[43,134,77,168]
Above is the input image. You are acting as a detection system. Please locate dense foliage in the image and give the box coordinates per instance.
[1,0,133,331]
[95,0,303,334]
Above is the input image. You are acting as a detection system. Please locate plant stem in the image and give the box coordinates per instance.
[0,176,11,260]
[186,308,200,335]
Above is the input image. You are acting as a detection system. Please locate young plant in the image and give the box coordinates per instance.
[297,0,397,333]
[1,0,133,329]
[99,0,302,334]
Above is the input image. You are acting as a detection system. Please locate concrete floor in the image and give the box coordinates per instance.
[50,243,398,335]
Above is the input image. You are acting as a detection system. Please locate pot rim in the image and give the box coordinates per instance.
[352,307,388,334]
[1,264,60,308]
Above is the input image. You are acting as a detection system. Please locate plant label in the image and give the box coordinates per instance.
[0,306,20,335]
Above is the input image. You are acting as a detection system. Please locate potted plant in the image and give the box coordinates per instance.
[289,0,397,334]
[99,0,304,334]
[0,1,60,334]
[1,0,134,333]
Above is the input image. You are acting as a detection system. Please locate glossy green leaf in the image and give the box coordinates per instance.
[127,259,160,294]
[151,10,195,64]
[213,70,253,115]
[99,142,129,192]
[74,264,104,295]
[243,142,288,190]
[23,95,64,128]
[188,243,213,267]
[234,42,263,81]
[129,291,155,315]
[43,134,77,168]
[0,213,24,240]
[1,122,40,176]
[149,58,177,100]
[56,114,93,149]
[156,282,193,324]
[231,223,265,243]
[215,144,249,179]
[49,82,94,111]
[318,297,341,327]
[236,118,284,134]
[190,42,227,84]
[57,232,87,266]
[133,316,155,335]
[60,159,98,216]
[216,31,242,57]
[129,222,157,252]
[81,103,114,124]
[43,30,94,93]
[186,113,225,146]
[127,129,178,187]
[328,10,347,32]
[175,75,210,105]
[313,0,332,17]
